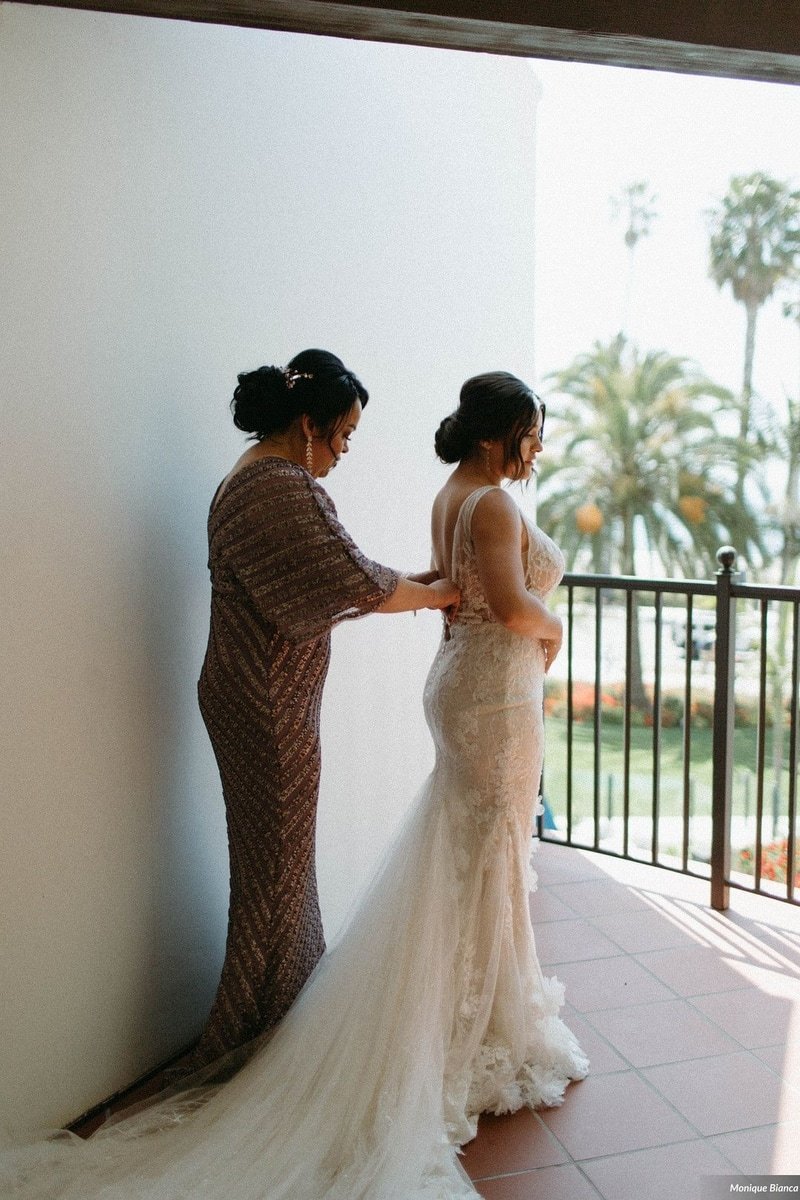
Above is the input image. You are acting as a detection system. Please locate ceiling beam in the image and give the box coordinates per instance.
[19,0,800,84]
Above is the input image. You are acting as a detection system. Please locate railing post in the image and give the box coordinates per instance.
[711,546,738,911]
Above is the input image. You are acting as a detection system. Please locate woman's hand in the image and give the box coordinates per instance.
[426,577,460,620]
[405,568,441,585]
[409,568,459,625]
[377,575,458,616]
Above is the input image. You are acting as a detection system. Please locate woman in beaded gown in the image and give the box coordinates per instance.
[1,371,588,1200]
[190,350,459,1069]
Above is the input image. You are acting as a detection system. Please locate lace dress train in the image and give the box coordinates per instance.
[1,485,588,1200]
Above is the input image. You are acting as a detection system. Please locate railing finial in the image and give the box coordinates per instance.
[716,545,737,574]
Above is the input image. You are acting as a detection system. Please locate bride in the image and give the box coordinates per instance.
[2,371,588,1200]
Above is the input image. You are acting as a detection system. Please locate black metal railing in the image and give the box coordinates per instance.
[539,548,800,910]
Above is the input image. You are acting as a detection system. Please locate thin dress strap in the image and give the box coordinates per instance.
[450,485,499,580]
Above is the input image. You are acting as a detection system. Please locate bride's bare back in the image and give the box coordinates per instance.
[431,476,527,581]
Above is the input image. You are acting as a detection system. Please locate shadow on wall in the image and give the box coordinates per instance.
[129,497,229,1063]
[0,431,228,1130]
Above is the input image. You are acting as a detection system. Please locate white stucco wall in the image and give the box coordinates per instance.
[0,2,539,1133]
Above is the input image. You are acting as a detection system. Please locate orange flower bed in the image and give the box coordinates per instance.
[737,839,800,886]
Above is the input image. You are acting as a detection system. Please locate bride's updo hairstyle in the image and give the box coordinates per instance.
[231,349,369,444]
[435,371,544,479]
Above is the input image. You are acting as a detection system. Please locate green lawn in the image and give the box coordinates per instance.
[542,718,784,828]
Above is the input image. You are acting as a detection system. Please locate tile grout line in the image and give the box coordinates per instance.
[527,850,799,1178]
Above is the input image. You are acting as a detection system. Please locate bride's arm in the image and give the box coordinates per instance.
[472,490,562,659]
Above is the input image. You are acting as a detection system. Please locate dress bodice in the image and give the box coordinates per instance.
[449,486,564,628]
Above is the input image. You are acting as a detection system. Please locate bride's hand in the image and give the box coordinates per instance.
[540,638,561,673]
[540,617,562,673]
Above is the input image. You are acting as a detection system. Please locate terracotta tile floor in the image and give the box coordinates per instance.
[462,841,800,1198]
[74,841,800,1195]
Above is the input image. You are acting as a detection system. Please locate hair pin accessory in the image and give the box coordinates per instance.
[284,369,313,389]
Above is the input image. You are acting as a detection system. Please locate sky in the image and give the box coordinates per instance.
[529,57,800,417]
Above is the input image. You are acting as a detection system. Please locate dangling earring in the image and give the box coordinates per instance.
[483,444,491,478]
[305,436,314,475]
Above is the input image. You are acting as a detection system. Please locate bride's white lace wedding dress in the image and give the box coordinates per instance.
[2,485,588,1200]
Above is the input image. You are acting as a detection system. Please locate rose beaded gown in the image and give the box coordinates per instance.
[192,456,399,1066]
[1,485,588,1200]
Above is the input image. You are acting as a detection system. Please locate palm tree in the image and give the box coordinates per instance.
[763,293,800,833]
[611,180,658,335]
[770,394,800,583]
[766,394,800,835]
[537,334,763,710]
[707,172,800,503]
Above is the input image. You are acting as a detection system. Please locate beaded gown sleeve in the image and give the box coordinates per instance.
[192,457,399,1067]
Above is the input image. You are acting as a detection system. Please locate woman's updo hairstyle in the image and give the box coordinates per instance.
[435,371,543,478]
[231,349,368,442]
